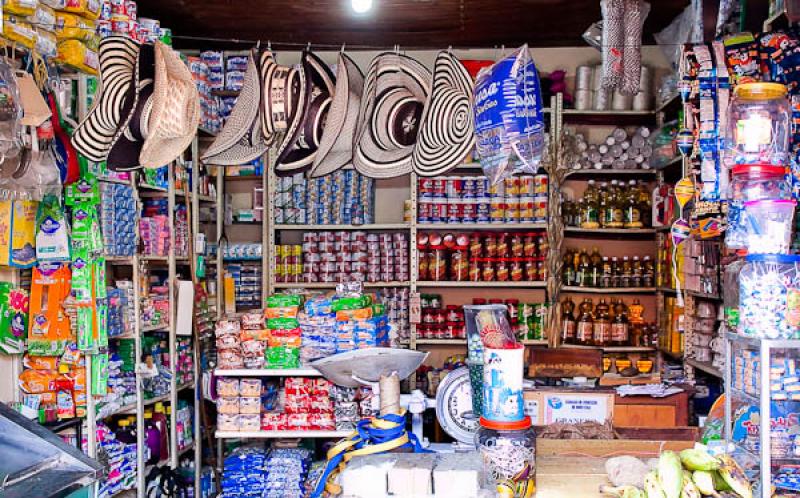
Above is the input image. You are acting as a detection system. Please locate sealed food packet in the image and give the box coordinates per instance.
[474,306,519,349]
[473,44,546,185]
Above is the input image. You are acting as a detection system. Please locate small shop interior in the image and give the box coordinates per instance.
[4,0,800,497]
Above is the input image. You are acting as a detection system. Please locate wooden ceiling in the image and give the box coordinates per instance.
[136,0,697,50]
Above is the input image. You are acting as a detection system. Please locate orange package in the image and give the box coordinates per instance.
[23,355,59,370]
[264,306,298,319]
[336,307,373,321]
[18,368,58,393]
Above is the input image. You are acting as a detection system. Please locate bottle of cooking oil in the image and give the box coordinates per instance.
[624,179,643,228]
[611,300,630,346]
[576,298,594,346]
[560,298,576,344]
[581,180,600,229]
[590,247,602,288]
[593,299,611,346]
[598,182,609,228]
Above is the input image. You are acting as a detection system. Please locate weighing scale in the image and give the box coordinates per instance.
[312,348,480,449]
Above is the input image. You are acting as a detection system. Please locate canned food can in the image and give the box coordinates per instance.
[100,0,112,20]
[533,197,548,220]
[462,201,477,223]
[111,18,130,34]
[487,179,505,196]
[110,0,126,14]
[462,177,476,199]
[446,177,462,199]
[489,201,505,223]
[432,179,446,198]
[518,176,535,196]
[418,177,433,199]
[96,20,112,38]
[504,177,521,196]
[505,200,520,222]
[534,174,549,195]
[124,0,137,19]
[519,197,535,219]
[475,177,488,197]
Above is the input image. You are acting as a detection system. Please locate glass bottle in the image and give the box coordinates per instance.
[631,255,642,287]
[628,299,644,325]
[593,299,611,346]
[601,256,612,288]
[624,179,643,228]
[611,256,620,287]
[581,180,600,229]
[573,250,581,286]
[611,300,630,346]
[637,181,652,228]
[621,256,632,287]
[579,248,592,287]
[608,180,624,229]
[560,298,576,344]
[590,247,602,288]
[576,298,594,345]
[598,182,609,228]
[563,249,575,285]
[642,256,655,287]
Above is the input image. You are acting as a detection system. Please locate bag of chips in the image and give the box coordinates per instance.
[473,45,546,185]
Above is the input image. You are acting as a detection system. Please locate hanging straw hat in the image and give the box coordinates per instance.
[259,49,297,144]
[309,52,364,178]
[201,48,268,165]
[353,53,431,178]
[411,51,475,177]
[72,36,139,162]
[274,50,336,175]
[139,42,201,168]
[105,43,155,171]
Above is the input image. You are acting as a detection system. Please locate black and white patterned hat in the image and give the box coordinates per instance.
[72,36,139,162]
[412,51,475,177]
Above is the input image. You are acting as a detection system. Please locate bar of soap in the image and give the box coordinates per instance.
[433,453,482,498]
[388,454,435,497]
[341,454,396,498]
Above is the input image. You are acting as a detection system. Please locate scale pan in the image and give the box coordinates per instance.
[311,348,428,388]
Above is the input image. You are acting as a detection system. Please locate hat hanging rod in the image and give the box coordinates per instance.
[171,34,681,50]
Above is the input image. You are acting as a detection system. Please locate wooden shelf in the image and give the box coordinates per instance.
[564,227,656,235]
[223,175,263,182]
[215,429,351,439]
[417,223,547,230]
[273,281,410,289]
[561,286,656,294]
[657,287,677,294]
[562,344,657,353]
[599,373,661,386]
[416,281,546,288]
[685,358,722,379]
[214,368,321,377]
[687,290,722,301]
[274,223,409,230]
[659,348,683,360]
[564,169,657,178]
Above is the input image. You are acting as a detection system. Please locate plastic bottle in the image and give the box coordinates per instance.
[576,298,594,345]
[117,418,135,444]
[611,256,620,287]
[590,247,602,287]
[560,298,576,344]
[611,300,630,346]
[144,411,161,464]
[621,256,632,287]
[153,403,170,462]
[593,299,611,346]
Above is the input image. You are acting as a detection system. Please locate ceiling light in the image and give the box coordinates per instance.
[351,0,373,14]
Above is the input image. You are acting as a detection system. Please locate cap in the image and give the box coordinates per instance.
[479,416,532,431]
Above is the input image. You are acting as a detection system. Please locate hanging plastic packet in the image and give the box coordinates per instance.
[0,60,22,165]
[91,353,109,396]
[9,199,39,268]
[0,283,28,354]
[473,45,545,185]
[35,194,71,262]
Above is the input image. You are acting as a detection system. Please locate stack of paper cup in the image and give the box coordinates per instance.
[593,64,611,111]
[575,65,593,110]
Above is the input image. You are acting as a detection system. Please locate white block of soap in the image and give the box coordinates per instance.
[433,452,482,498]
[388,454,435,497]
[341,454,396,498]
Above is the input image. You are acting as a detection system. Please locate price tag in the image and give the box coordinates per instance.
[410,292,421,324]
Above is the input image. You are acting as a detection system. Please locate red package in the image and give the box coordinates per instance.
[284,377,312,396]
[310,395,333,414]
[261,412,288,431]
[309,413,336,430]
[312,379,332,396]
[284,394,312,414]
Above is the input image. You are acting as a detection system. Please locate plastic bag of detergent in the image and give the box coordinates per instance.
[473,44,546,185]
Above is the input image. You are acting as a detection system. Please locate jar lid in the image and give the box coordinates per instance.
[745,254,800,263]
[732,164,786,177]
[734,82,788,100]
[743,199,796,207]
[480,416,532,430]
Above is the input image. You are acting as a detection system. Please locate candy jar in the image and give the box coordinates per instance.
[477,418,536,498]
[724,82,790,168]
[738,254,800,339]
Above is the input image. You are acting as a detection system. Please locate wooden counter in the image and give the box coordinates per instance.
[535,438,694,497]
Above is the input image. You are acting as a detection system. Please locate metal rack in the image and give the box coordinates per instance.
[723,332,800,498]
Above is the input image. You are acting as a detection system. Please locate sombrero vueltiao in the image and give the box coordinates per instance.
[353,53,431,179]
[72,36,139,162]
[309,52,364,178]
[259,49,297,145]
[274,50,336,175]
[411,51,475,177]
[105,43,155,171]
[139,42,201,168]
[201,48,268,166]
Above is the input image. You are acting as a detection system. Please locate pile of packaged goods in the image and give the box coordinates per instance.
[139,215,170,256]
[263,448,312,498]
[175,400,194,451]
[99,183,136,257]
[563,179,653,229]
[417,231,547,282]
[418,174,548,224]
[140,272,169,328]
[140,335,171,399]
[96,422,137,498]
[188,55,223,133]
[660,296,685,356]
[571,127,653,171]
[213,242,263,261]
[562,247,655,288]
[176,337,193,384]
[19,353,86,421]
[106,281,134,337]
[274,170,375,225]
[419,296,548,341]
[95,344,136,418]
[221,447,311,498]
[376,288,410,342]
[261,378,335,432]
[290,231,409,284]
[138,166,169,190]
[227,262,262,309]
[216,377,266,432]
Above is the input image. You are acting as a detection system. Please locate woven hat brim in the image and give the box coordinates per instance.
[275,50,336,175]
[310,53,364,178]
[412,51,475,177]
[353,53,431,179]
[72,36,140,162]
[140,42,201,169]
[201,50,268,165]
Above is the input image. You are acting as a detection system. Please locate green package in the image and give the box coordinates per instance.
[91,353,109,396]
[76,306,95,352]
[71,249,93,304]
[96,301,108,350]
[65,179,100,206]
[265,345,299,369]
[93,259,107,299]
[267,317,299,330]
[332,295,372,312]
[266,294,303,308]
[371,304,385,317]
[0,282,22,354]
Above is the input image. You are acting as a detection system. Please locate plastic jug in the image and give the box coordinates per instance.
[144,410,161,464]
[116,418,135,444]
[153,402,169,461]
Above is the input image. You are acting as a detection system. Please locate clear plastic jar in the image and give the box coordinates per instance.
[724,82,791,167]
[739,254,800,339]
[723,258,746,329]
[726,164,791,249]
[477,418,536,498]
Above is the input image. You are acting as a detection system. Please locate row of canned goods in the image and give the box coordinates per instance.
[418,197,548,224]
[418,175,548,199]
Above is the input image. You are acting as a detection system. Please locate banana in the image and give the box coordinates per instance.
[658,451,684,498]
[717,455,752,498]
[645,471,667,498]
[692,470,720,497]
[712,470,731,492]
[624,488,644,498]
[600,485,641,497]
[679,449,721,472]
[681,471,701,498]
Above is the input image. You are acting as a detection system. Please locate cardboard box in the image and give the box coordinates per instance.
[524,388,614,426]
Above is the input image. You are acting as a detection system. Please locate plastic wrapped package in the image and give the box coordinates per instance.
[238,413,260,431]
[239,396,261,414]
[35,28,58,57]
[473,45,545,185]
[216,349,244,369]
[5,0,38,17]
[54,11,96,41]
[217,413,238,431]
[29,3,56,31]
[216,378,239,397]
[239,378,261,397]
[56,39,98,75]
[61,0,102,20]
[216,396,239,415]
[3,15,37,49]
[240,310,264,330]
